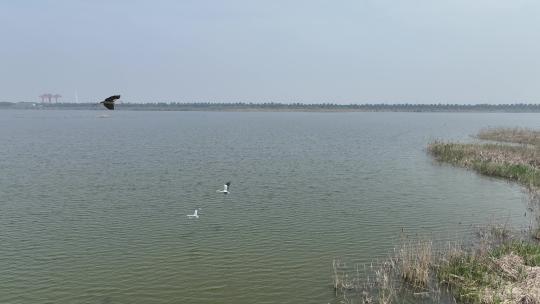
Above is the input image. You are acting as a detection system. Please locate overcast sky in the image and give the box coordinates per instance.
[1,0,539,104]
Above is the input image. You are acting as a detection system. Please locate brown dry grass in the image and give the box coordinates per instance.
[481,253,540,304]
[427,141,540,188]
[478,127,540,146]
[428,141,540,170]
[398,240,433,289]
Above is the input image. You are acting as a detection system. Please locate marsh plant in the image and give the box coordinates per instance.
[333,128,540,303]
[398,239,433,289]
[437,239,540,303]
[334,227,540,304]
[477,127,540,146]
[428,141,540,188]
[332,239,440,304]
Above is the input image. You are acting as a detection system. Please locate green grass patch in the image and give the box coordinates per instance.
[490,241,540,266]
[428,142,540,188]
[438,253,498,303]
[437,241,540,303]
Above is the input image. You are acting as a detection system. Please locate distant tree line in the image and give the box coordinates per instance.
[2,101,540,112]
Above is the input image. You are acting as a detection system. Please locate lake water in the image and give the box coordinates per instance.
[1,110,539,304]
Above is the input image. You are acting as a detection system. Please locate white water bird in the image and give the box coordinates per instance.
[216,182,231,194]
[187,209,199,219]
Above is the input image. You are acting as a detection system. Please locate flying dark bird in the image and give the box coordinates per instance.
[100,95,121,110]
[217,182,231,194]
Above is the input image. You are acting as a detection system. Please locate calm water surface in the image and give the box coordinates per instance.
[1,110,538,304]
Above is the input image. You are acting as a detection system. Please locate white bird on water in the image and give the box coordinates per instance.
[187,209,199,219]
[216,182,231,194]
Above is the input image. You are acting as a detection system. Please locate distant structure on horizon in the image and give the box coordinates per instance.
[39,93,61,103]
[53,94,61,103]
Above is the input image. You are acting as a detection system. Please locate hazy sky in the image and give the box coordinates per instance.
[1,0,539,104]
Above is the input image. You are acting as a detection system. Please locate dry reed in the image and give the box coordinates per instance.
[397,240,433,289]
[477,127,540,146]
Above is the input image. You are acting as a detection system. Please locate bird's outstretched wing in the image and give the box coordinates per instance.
[102,102,114,110]
[104,95,121,102]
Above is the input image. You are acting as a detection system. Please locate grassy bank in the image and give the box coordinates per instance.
[334,229,540,303]
[438,239,540,303]
[427,141,540,188]
[477,128,540,146]
[428,225,540,303]
[427,128,540,303]
[333,128,540,304]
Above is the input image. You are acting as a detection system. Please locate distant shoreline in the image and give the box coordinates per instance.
[2,101,540,113]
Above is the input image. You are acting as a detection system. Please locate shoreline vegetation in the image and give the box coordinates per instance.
[334,128,540,304]
[3,101,540,112]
